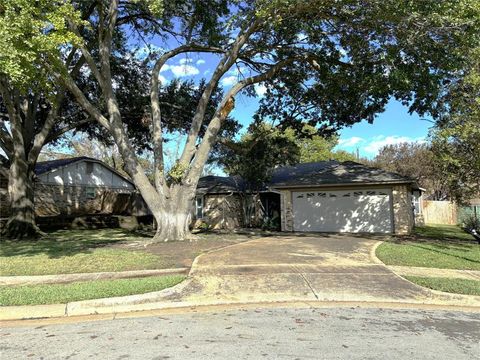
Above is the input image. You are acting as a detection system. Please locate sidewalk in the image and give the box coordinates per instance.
[0,268,189,286]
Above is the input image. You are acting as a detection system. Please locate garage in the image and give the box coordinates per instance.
[292,188,393,233]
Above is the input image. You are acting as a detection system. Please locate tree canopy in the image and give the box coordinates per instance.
[217,122,357,189]
[430,47,480,204]
[1,0,479,241]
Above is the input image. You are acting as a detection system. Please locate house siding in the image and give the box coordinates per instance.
[38,161,134,189]
[193,194,244,230]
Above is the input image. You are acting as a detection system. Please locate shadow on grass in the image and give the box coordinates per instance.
[0,228,153,259]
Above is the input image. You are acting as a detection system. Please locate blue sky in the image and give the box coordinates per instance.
[147,48,433,160]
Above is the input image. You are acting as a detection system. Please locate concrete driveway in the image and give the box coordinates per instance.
[175,234,477,306]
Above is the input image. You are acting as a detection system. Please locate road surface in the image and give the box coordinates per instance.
[1,305,479,359]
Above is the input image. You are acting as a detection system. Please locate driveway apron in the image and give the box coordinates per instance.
[174,234,477,306]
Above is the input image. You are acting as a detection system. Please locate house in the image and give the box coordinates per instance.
[194,161,422,235]
[0,156,149,220]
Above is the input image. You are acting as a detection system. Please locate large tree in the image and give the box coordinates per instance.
[0,0,94,238]
[4,0,478,241]
[431,47,480,204]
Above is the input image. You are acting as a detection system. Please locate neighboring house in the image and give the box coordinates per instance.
[195,161,422,235]
[0,156,149,218]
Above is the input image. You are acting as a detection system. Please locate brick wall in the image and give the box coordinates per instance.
[194,194,244,230]
[392,185,414,235]
[280,190,294,232]
[0,183,147,218]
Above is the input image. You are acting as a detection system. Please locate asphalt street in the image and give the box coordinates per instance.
[1,306,479,360]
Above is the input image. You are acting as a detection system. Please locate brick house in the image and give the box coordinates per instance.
[194,161,422,235]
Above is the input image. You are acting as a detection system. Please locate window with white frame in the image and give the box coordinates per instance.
[412,190,422,215]
[195,196,204,219]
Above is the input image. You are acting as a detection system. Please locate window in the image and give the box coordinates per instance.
[195,196,204,219]
[86,187,96,199]
[412,191,421,215]
[86,162,94,174]
[354,191,363,197]
[317,192,326,198]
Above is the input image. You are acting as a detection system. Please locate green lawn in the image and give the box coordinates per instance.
[405,276,480,296]
[0,229,169,276]
[376,225,480,270]
[0,275,185,306]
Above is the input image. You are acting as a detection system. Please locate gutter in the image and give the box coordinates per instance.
[270,180,414,190]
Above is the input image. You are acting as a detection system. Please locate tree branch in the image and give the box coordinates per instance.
[178,16,263,166]
[150,44,227,195]
[185,59,292,186]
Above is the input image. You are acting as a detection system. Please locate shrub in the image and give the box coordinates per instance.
[462,213,480,232]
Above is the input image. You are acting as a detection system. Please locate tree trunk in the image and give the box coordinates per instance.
[2,156,41,240]
[151,190,195,242]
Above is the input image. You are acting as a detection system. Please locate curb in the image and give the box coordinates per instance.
[2,294,480,323]
[369,242,480,302]
[0,277,192,321]
[369,241,385,265]
[0,268,189,286]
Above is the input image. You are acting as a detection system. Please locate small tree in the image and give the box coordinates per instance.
[368,142,449,200]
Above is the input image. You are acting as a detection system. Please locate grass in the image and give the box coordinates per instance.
[0,275,185,306]
[376,225,480,270]
[0,229,169,276]
[413,224,476,241]
[405,276,480,296]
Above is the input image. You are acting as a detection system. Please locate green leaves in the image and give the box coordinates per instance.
[0,0,83,90]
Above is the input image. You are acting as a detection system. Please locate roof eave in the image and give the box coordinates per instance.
[270,180,415,189]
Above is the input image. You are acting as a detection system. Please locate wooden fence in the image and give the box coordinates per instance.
[422,200,458,225]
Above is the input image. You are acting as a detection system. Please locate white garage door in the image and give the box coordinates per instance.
[292,189,393,233]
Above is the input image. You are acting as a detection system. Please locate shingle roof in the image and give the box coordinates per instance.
[196,175,246,194]
[34,156,97,175]
[197,161,416,194]
[270,161,413,187]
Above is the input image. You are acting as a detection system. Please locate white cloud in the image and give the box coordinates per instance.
[363,135,425,154]
[179,58,193,65]
[254,84,267,97]
[196,59,206,65]
[220,75,237,87]
[164,64,200,77]
[160,64,171,73]
[134,44,164,60]
[158,74,168,84]
[338,136,364,147]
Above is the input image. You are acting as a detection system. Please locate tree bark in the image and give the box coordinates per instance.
[2,155,41,239]
[151,187,195,242]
